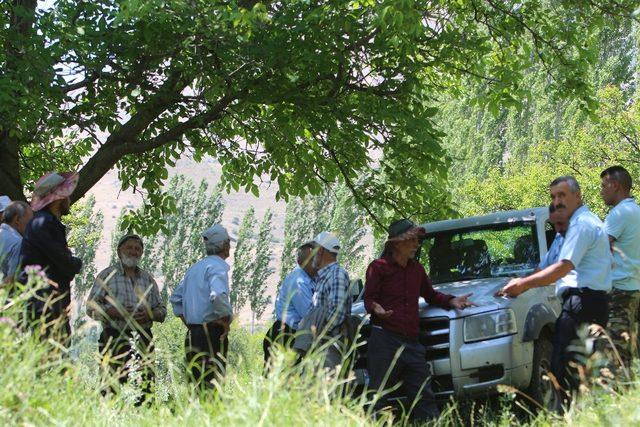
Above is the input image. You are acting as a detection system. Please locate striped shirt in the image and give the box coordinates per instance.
[86,263,166,331]
[312,262,351,332]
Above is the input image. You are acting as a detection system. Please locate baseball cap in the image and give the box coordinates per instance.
[0,196,11,213]
[202,224,235,245]
[309,231,341,254]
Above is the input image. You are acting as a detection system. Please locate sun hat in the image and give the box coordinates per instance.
[385,219,426,243]
[31,172,79,212]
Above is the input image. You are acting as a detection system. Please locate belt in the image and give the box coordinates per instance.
[372,325,419,343]
[562,287,608,298]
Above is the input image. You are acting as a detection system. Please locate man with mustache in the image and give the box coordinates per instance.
[87,234,166,404]
[600,165,640,374]
[537,203,569,271]
[499,176,611,397]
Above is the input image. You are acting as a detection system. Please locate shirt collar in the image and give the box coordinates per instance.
[295,266,313,281]
[382,253,415,268]
[115,261,141,277]
[38,209,65,229]
[318,261,337,275]
[568,204,588,226]
[0,223,20,237]
[205,254,230,271]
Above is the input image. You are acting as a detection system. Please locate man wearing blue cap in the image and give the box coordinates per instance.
[171,223,235,390]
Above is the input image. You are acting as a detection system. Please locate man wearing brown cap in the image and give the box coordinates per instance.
[87,234,166,404]
[19,172,82,339]
[364,219,474,422]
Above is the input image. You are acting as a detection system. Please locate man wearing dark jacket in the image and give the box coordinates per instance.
[364,219,474,422]
[20,172,82,339]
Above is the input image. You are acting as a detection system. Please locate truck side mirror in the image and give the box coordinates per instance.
[350,279,364,302]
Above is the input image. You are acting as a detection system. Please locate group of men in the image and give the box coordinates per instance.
[499,167,640,400]
[1,165,639,419]
[265,222,474,422]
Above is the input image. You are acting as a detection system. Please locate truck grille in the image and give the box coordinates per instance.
[419,317,453,397]
[418,317,450,360]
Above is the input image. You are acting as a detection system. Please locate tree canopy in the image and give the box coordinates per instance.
[1,0,637,232]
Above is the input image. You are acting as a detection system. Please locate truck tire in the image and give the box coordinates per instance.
[525,333,558,410]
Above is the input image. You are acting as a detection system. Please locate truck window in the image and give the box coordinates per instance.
[420,222,539,284]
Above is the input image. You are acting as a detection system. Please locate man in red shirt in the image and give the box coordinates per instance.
[364,219,474,422]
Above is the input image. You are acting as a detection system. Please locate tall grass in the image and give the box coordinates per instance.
[2,281,640,426]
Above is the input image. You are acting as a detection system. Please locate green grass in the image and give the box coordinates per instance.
[2,286,640,426]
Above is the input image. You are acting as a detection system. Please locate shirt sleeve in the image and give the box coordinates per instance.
[26,217,82,284]
[5,241,22,279]
[170,279,185,317]
[208,268,233,318]
[86,268,113,321]
[147,274,167,322]
[420,266,453,309]
[324,269,350,330]
[604,209,623,240]
[558,223,591,268]
[363,261,382,314]
[289,277,314,318]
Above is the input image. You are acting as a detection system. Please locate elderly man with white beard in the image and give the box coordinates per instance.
[87,234,166,404]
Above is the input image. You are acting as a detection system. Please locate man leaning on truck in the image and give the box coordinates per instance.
[364,219,475,422]
[498,176,612,396]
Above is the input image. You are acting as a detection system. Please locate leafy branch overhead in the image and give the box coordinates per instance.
[1,0,637,233]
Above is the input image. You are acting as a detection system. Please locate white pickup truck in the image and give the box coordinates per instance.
[351,207,562,405]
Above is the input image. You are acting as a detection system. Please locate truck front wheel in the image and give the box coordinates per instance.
[525,333,559,410]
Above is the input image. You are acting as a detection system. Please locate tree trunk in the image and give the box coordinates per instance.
[0,0,38,201]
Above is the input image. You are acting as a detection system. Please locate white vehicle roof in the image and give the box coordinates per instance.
[421,207,549,234]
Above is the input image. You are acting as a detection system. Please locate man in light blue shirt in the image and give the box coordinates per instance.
[171,223,234,389]
[263,242,316,366]
[0,201,33,283]
[600,165,640,369]
[499,176,611,394]
[538,204,568,271]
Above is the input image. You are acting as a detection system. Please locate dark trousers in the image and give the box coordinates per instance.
[367,327,439,422]
[99,326,155,404]
[185,323,228,390]
[262,320,296,366]
[551,288,609,390]
[26,290,72,342]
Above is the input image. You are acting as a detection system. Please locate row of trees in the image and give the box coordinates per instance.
[438,18,640,220]
[65,175,368,326]
[279,184,368,286]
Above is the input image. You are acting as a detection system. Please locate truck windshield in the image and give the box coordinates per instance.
[421,221,539,284]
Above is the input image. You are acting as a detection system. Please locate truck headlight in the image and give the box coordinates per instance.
[463,309,517,343]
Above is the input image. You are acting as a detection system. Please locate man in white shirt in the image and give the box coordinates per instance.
[600,165,640,371]
[538,203,569,271]
[171,224,234,390]
[499,176,611,395]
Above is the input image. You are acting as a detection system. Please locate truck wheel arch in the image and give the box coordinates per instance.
[523,304,556,342]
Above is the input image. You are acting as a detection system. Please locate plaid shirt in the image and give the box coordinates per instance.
[312,261,351,332]
[87,263,166,331]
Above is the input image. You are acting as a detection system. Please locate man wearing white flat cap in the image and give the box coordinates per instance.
[171,223,235,390]
[20,171,82,339]
[308,231,352,368]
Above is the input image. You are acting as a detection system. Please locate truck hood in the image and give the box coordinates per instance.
[352,277,514,320]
